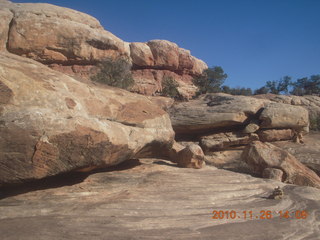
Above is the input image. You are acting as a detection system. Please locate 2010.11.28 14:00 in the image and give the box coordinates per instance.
[211,210,308,220]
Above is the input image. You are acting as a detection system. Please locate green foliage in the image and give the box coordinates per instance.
[193,66,227,95]
[256,75,320,96]
[264,76,291,94]
[310,115,320,131]
[161,76,181,99]
[254,86,269,95]
[290,75,320,95]
[91,57,134,90]
[221,86,252,96]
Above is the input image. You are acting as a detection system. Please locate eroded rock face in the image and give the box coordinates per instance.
[0,8,12,51]
[259,103,309,130]
[258,129,294,142]
[130,42,154,67]
[255,94,320,125]
[0,1,207,98]
[169,93,269,135]
[242,141,320,188]
[200,132,259,152]
[7,3,128,64]
[0,52,174,186]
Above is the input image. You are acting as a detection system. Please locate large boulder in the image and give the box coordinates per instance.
[169,93,269,135]
[255,94,320,128]
[0,53,174,186]
[177,144,205,169]
[6,3,129,64]
[242,141,320,188]
[259,102,309,130]
[147,40,180,71]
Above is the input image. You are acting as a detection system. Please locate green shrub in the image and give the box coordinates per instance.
[91,57,134,90]
[192,66,227,96]
[310,115,320,131]
[161,76,180,99]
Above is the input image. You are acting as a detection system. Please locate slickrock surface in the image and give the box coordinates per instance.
[0,159,319,240]
[0,52,174,186]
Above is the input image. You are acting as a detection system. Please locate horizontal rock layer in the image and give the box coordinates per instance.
[0,1,207,98]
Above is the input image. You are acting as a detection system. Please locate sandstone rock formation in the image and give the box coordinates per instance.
[258,129,294,142]
[0,1,207,98]
[0,52,174,186]
[200,132,259,152]
[168,93,268,135]
[1,158,319,239]
[255,94,320,123]
[259,102,309,129]
[273,132,320,176]
[242,141,320,188]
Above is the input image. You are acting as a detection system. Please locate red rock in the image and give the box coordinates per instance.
[147,40,180,70]
[0,52,174,186]
[130,42,154,67]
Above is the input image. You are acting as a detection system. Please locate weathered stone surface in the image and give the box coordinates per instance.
[0,52,174,186]
[258,129,294,142]
[190,56,208,76]
[131,69,197,98]
[1,158,319,240]
[147,40,180,70]
[259,103,309,130]
[130,42,154,67]
[0,1,208,98]
[177,144,204,169]
[146,96,175,111]
[6,3,128,64]
[0,8,13,51]
[255,94,320,128]
[200,132,259,152]
[262,168,284,182]
[273,132,320,176]
[242,141,320,188]
[178,48,194,71]
[169,93,269,135]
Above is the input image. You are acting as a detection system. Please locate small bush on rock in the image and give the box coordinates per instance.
[91,57,134,90]
[161,76,181,99]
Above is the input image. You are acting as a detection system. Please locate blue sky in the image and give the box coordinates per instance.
[13,0,320,90]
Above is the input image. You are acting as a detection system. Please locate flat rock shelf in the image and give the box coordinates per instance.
[0,159,319,240]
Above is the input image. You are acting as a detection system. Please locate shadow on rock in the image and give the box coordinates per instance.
[0,159,142,199]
